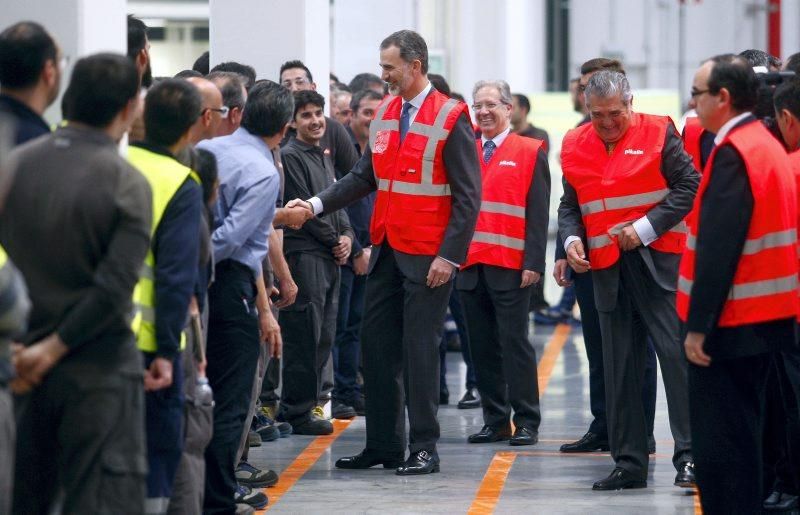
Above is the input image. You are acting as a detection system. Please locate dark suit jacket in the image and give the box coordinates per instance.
[316,90,481,282]
[457,145,551,291]
[557,122,700,311]
[687,115,796,359]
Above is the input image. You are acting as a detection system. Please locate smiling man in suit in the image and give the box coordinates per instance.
[288,29,481,475]
[559,70,699,491]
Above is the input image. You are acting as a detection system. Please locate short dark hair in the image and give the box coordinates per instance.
[279,60,313,83]
[193,51,209,75]
[210,61,256,91]
[707,54,759,112]
[784,52,800,74]
[292,90,325,119]
[330,71,340,84]
[127,15,148,60]
[428,73,451,97]
[61,53,140,128]
[192,147,218,206]
[774,78,800,120]
[380,30,429,74]
[174,69,202,79]
[143,78,202,147]
[580,58,625,76]
[738,49,774,68]
[241,80,293,137]
[348,72,383,93]
[350,89,383,112]
[207,71,246,108]
[0,21,57,89]
[513,93,531,113]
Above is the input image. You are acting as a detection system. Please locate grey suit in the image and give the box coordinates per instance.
[317,92,481,455]
[457,144,550,432]
[558,126,699,479]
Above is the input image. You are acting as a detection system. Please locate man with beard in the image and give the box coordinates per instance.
[128,15,152,89]
[0,21,62,145]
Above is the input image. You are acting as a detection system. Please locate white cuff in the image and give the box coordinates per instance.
[437,256,460,269]
[632,216,657,247]
[564,236,582,253]
[308,197,323,216]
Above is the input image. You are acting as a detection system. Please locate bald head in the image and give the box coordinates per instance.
[187,76,223,143]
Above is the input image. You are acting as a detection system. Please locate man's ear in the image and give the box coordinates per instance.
[41,59,58,88]
[137,47,148,71]
[311,82,317,91]
[717,87,731,108]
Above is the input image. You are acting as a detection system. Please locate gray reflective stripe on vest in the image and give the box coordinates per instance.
[135,302,155,323]
[687,228,796,253]
[378,179,451,196]
[144,497,170,515]
[412,97,460,185]
[140,263,155,281]
[669,221,688,235]
[678,274,798,300]
[579,188,669,216]
[471,231,525,251]
[588,234,613,248]
[480,201,526,218]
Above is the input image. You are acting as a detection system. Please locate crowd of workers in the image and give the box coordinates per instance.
[0,15,798,515]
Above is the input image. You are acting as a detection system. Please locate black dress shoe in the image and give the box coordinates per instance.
[560,432,610,453]
[335,449,404,470]
[439,386,450,405]
[509,426,538,446]
[673,461,695,488]
[457,388,481,409]
[592,468,647,490]
[648,434,656,454]
[764,490,799,511]
[468,425,511,444]
[396,450,440,475]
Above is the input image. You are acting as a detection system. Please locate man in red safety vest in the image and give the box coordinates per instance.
[288,30,481,475]
[559,69,700,491]
[679,54,799,514]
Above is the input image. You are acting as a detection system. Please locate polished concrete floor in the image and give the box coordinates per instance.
[247,320,700,514]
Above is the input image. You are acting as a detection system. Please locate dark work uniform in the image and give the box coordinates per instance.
[687,117,798,514]
[0,94,50,146]
[1,125,152,514]
[333,139,374,407]
[279,138,353,426]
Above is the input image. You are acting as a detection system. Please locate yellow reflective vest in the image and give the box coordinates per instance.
[128,145,200,353]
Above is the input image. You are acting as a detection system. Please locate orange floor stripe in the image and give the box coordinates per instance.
[467,452,518,515]
[467,324,572,514]
[257,419,352,513]
[694,487,703,514]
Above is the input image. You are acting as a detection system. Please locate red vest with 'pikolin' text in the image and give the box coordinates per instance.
[561,113,687,270]
[367,90,469,255]
[464,132,541,270]
[677,121,798,327]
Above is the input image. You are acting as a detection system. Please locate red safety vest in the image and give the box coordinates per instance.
[682,116,706,173]
[561,113,687,270]
[464,133,541,270]
[677,121,798,327]
[788,149,800,321]
[368,90,470,255]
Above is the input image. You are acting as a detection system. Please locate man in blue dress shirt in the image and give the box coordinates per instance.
[197,80,293,514]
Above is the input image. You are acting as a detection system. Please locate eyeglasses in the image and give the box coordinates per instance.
[690,88,711,99]
[578,84,588,93]
[471,102,506,112]
[205,106,230,119]
[281,77,310,88]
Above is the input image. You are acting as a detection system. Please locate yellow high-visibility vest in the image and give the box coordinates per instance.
[128,145,200,353]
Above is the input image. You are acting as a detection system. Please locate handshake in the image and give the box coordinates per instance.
[282,198,314,230]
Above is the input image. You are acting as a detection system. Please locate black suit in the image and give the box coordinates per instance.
[686,117,798,514]
[457,140,550,431]
[558,124,699,480]
[317,91,481,455]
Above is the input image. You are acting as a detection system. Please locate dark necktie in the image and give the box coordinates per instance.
[399,102,412,142]
[483,140,496,164]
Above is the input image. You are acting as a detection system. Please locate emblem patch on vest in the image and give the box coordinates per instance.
[499,160,517,167]
[624,149,644,155]
[373,130,390,154]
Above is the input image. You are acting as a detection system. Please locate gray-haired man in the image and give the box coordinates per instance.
[558,70,699,490]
